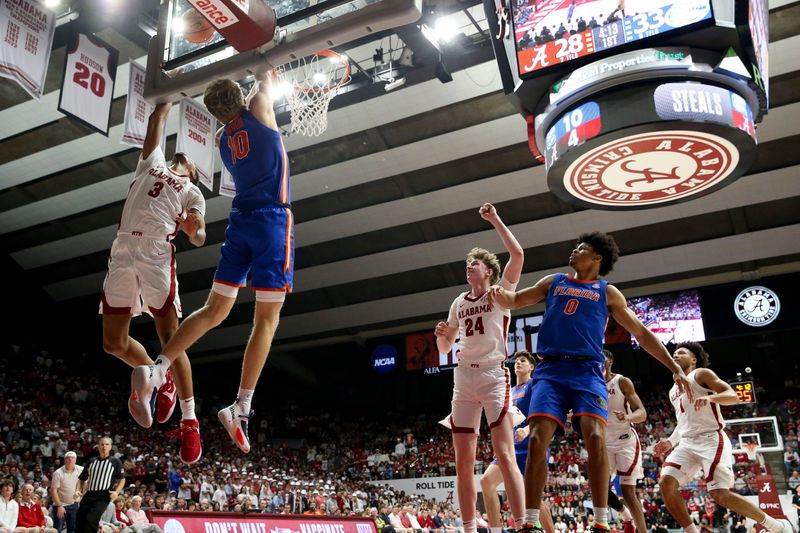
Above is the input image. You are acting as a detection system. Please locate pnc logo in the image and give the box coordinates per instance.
[562,131,739,207]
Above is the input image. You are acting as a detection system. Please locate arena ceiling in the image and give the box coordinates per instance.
[1,0,799,363]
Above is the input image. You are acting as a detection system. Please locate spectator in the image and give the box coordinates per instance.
[50,452,82,533]
[0,480,19,533]
[16,483,56,533]
[125,496,163,533]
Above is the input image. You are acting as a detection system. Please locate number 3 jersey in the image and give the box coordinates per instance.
[118,146,206,239]
[537,273,608,361]
[219,109,289,211]
[446,280,517,365]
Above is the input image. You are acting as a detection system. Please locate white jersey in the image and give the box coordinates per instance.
[668,368,725,442]
[60,34,116,133]
[606,373,636,440]
[447,279,516,365]
[118,146,206,239]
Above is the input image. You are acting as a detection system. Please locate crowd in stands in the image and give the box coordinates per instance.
[2,343,799,533]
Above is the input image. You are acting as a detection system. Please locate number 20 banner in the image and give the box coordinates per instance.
[58,33,118,136]
[177,99,215,192]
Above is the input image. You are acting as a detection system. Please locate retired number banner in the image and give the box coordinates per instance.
[219,165,237,198]
[177,99,215,191]
[121,61,153,147]
[58,33,119,135]
[0,0,56,99]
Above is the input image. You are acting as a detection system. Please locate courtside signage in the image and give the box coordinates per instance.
[734,286,780,327]
[151,512,377,533]
[371,344,397,374]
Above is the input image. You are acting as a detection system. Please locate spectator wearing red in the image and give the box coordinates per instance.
[17,483,56,533]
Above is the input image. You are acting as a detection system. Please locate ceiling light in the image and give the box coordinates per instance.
[43,0,60,8]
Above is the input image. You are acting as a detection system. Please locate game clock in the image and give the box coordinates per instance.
[731,380,756,404]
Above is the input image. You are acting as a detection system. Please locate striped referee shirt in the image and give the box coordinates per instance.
[79,456,123,493]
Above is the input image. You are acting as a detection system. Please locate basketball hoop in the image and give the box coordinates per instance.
[744,442,759,462]
[275,50,351,136]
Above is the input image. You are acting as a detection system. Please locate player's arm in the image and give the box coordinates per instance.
[142,103,172,160]
[488,274,555,310]
[617,376,647,424]
[607,284,692,399]
[214,125,224,147]
[247,70,278,132]
[179,207,206,247]
[693,368,739,408]
[479,203,523,286]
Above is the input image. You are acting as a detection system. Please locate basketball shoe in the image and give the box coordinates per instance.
[218,402,253,453]
[778,519,796,533]
[516,523,543,533]
[129,363,166,428]
[156,371,177,424]
[166,419,202,465]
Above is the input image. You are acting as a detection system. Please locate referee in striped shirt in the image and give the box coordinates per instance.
[75,437,125,533]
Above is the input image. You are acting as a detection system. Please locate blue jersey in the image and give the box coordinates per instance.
[219,109,289,211]
[536,273,608,361]
[512,379,534,454]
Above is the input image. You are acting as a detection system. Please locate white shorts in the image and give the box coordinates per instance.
[661,431,734,490]
[99,235,182,318]
[449,364,510,434]
[607,430,643,485]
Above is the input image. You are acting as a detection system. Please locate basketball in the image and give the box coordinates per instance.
[181,9,215,44]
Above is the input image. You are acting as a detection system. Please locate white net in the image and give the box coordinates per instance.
[276,51,350,137]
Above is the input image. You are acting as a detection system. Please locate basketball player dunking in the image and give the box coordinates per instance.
[434,203,526,533]
[480,351,554,533]
[102,102,207,464]
[655,342,794,533]
[129,71,292,456]
[603,350,647,533]
[488,232,690,533]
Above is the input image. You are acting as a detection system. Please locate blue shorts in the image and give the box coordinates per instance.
[214,206,294,292]
[528,358,608,430]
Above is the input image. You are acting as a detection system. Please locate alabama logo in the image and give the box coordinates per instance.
[734,286,780,327]
[561,130,740,207]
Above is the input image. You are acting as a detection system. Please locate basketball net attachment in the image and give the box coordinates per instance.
[276,50,351,137]
[744,442,759,462]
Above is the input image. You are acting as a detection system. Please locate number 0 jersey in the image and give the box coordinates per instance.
[219,109,289,211]
[447,280,517,365]
[537,273,608,361]
[118,146,205,239]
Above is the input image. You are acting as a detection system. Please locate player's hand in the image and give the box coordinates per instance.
[487,285,514,309]
[653,440,673,456]
[434,321,449,338]
[673,371,693,402]
[514,427,529,443]
[179,212,200,238]
[479,203,498,223]
[693,398,709,411]
[613,410,627,422]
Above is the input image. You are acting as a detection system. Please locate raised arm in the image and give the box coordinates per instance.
[247,71,278,131]
[479,203,523,286]
[607,284,691,398]
[693,368,739,408]
[142,103,172,160]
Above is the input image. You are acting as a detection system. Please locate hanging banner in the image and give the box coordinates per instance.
[219,165,236,198]
[177,99,214,191]
[0,0,56,99]
[58,33,119,136]
[121,62,153,147]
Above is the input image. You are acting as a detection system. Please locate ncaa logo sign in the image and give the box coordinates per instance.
[371,344,397,374]
[735,286,780,327]
[561,130,739,208]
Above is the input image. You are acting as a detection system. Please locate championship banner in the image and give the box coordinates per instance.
[57,33,119,136]
[177,99,215,192]
[121,62,153,148]
[219,165,236,198]
[148,510,377,533]
[0,0,56,99]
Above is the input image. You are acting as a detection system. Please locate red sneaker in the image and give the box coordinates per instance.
[156,371,177,424]
[623,521,635,533]
[167,419,202,465]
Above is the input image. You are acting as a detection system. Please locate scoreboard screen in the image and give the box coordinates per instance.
[511,0,713,76]
[731,380,756,404]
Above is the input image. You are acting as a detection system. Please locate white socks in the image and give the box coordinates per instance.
[684,524,699,533]
[525,509,540,525]
[620,507,632,522]
[594,507,608,527]
[237,388,254,414]
[180,397,196,420]
[760,515,782,533]
[490,528,503,533]
[463,519,477,533]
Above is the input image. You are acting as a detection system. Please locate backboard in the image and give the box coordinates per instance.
[725,416,784,454]
[144,0,422,103]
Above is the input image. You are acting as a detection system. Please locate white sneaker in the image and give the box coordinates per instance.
[778,519,796,533]
[129,364,165,428]
[218,403,253,453]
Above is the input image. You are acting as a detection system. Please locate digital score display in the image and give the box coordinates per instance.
[512,0,713,75]
[731,380,756,404]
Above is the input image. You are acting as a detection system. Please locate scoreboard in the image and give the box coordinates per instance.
[731,380,757,404]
